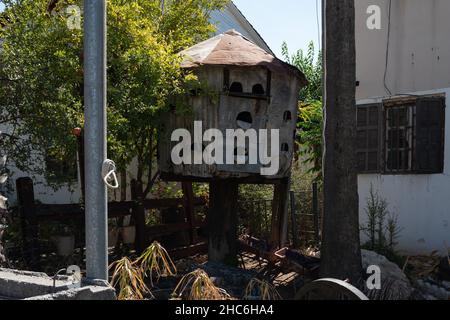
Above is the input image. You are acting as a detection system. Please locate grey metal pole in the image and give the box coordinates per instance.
[84,0,108,281]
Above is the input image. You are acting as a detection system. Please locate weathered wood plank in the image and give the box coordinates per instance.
[169,242,208,260]
[146,221,207,239]
[182,182,196,244]
[208,180,239,266]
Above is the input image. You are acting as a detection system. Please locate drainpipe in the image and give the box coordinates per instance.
[84,0,108,281]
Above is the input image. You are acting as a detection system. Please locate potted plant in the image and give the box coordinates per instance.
[52,225,75,257]
[121,223,136,245]
[108,218,120,247]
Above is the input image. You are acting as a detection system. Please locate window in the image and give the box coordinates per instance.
[222,67,271,100]
[283,111,292,122]
[414,97,445,173]
[357,96,445,174]
[357,104,381,172]
[385,103,414,173]
[252,84,265,95]
[236,112,253,129]
[229,82,243,93]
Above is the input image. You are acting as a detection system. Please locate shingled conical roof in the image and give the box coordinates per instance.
[180,30,307,86]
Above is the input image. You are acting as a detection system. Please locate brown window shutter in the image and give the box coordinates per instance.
[356,104,382,173]
[414,97,445,173]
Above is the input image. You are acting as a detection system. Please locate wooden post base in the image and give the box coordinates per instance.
[208,180,239,266]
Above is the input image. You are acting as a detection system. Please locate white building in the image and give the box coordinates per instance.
[1,1,272,205]
[355,0,450,255]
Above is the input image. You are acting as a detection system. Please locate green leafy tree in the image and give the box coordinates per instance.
[297,100,323,179]
[0,0,228,198]
[282,41,322,102]
[282,41,323,179]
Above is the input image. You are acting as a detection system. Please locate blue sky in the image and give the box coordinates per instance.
[0,0,321,57]
[233,0,322,58]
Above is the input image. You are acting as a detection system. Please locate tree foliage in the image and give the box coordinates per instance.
[0,0,228,196]
[297,100,323,179]
[282,41,322,102]
[282,41,323,179]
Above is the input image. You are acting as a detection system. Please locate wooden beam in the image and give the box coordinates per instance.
[146,221,207,239]
[279,178,291,247]
[270,183,281,247]
[208,180,239,266]
[142,197,206,209]
[160,172,284,185]
[182,182,196,245]
[270,178,290,248]
[169,242,208,260]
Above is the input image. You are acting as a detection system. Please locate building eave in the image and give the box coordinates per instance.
[227,1,275,56]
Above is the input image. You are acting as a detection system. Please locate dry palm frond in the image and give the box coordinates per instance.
[137,241,177,286]
[172,269,230,300]
[109,257,151,300]
[243,278,282,300]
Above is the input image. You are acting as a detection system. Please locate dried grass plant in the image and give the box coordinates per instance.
[243,278,282,300]
[171,269,230,300]
[109,256,151,300]
[137,241,177,286]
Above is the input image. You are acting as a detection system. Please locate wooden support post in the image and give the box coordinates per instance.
[270,183,281,248]
[279,178,290,247]
[271,178,290,249]
[182,182,196,245]
[16,177,40,270]
[208,180,238,266]
[312,182,320,242]
[290,191,299,248]
[131,179,147,254]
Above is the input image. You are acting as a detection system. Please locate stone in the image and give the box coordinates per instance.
[442,281,450,290]
[414,278,449,300]
[0,268,116,300]
[25,285,116,300]
[361,250,413,300]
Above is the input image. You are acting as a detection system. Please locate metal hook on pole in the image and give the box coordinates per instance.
[102,159,119,189]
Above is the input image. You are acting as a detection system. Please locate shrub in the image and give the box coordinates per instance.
[361,185,403,264]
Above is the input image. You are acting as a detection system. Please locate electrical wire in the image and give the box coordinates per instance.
[383,0,393,96]
[316,0,321,52]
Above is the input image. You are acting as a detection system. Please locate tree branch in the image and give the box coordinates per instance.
[143,170,160,198]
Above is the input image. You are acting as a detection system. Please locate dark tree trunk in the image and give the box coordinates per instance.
[320,0,363,284]
[208,180,239,266]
